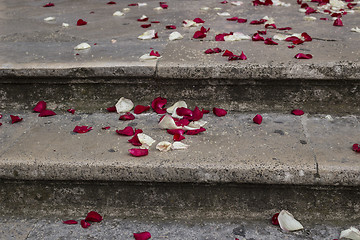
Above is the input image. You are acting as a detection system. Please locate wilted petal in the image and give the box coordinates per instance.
[205,48,215,54]
[278,27,292,30]
[73,126,92,133]
[288,45,295,48]
[264,38,278,45]
[63,220,78,224]
[333,18,343,26]
[39,109,56,117]
[169,31,183,41]
[295,53,312,59]
[156,141,172,152]
[351,27,360,33]
[137,133,156,149]
[44,17,55,22]
[291,109,304,115]
[303,16,317,21]
[128,134,142,146]
[77,19,87,26]
[250,19,267,25]
[116,126,134,136]
[113,11,124,16]
[119,112,135,120]
[231,1,243,5]
[85,211,103,222]
[152,97,167,114]
[134,231,152,240]
[171,142,190,150]
[301,32,312,41]
[128,3,138,6]
[134,105,150,114]
[159,115,182,129]
[151,21,160,23]
[140,53,158,60]
[115,97,134,113]
[253,114,262,124]
[80,220,91,228]
[176,107,193,117]
[224,32,250,41]
[33,101,47,112]
[193,30,207,39]
[74,43,91,50]
[188,120,207,128]
[272,213,279,225]
[340,227,360,240]
[129,148,148,157]
[0,114,2,119]
[213,107,227,117]
[265,23,277,29]
[176,118,190,127]
[278,210,304,232]
[150,50,160,57]
[186,127,206,135]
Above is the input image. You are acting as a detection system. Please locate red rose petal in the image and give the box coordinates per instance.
[33,101,47,113]
[288,45,296,48]
[134,105,151,114]
[213,107,227,117]
[85,211,103,222]
[134,231,152,240]
[186,127,206,135]
[291,109,304,115]
[265,23,277,29]
[138,17,149,22]
[151,97,167,114]
[193,31,206,39]
[80,220,91,228]
[167,129,185,135]
[174,133,186,141]
[222,50,234,57]
[205,49,215,54]
[320,17,329,20]
[227,17,239,21]
[43,2,55,7]
[285,36,300,42]
[250,19,267,25]
[305,7,317,14]
[150,50,161,57]
[77,19,87,26]
[237,18,247,23]
[253,114,263,124]
[202,109,210,114]
[278,27,292,30]
[191,106,203,121]
[264,38,278,45]
[258,30,267,35]
[352,144,360,152]
[151,21,160,23]
[67,109,75,114]
[0,114,2,119]
[271,213,279,225]
[73,126,92,133]
[331,12,342,18]
[220,0,228,3]
[252,33,264,41]
[119,112,135,121]
[128,134,142,146]
[193,18,205,23]
[301,3,309,8]
[129,148,148,157]
[39,109,56,117]
[166,25,176,29]
[176,107,193,117]
[116,126,134,136]
[239,51,247,60]
[135,129,143,135]
[301,32,312,41]
[107,106,117,112]
[154,32,159,39]
[160,3,168,9]
[213,48,222,53]
[141,24,151,28]
[128,3,138,6]
[175,118,190,127]
[63,220,78,224]
[107,1,116,4]
[102,126,111,130]
[10,115,23,124]
[295,53,313,59]
[333,18,343,26]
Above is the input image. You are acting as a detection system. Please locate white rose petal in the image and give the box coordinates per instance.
[154,6,163,10]
[273,34,288,41]
[224,32,250,41]
[44,17,55,22]
[188,120,207,128]
[139,15,148,20]
[351,27,360,33]
[113,11,124,16]
[159,115,182,130]
[169,32,184,41]
[123,8,130,11]
[138,30,156,40]
[340,227,360,240]
[330,0,345,8]
[137,133,156,149]
[304,16,317,21]
[74,43,91,50]
[278,210,304,232]
[299,8,306,13]
[171,142,190,150]
[217,12,231,16]
[156,141,172,152]
[214,7,222,10]
[231,1,243,6]
[115,97,134,113]
[139,54,159,61]
[138,2,147,6]
[182,20,201,27]
[62,23,69,27]
[200,7,210,10]
[167,101,187,113]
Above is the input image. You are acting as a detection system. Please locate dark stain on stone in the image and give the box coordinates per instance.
[300,140,307,144]
[233,225,246,236]
[274,130,284,135]
[108,149,116,152]
[71,116,82,122]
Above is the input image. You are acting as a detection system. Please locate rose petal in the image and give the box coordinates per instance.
[175,118,190,127]
[169,32,183,41]
[205,48,215,54]
[44,17,56,22]
[107,106,117,112]
[141,24,151,28]
[137,133,156,149]
[43,2,55,7]
[265,23,277,29]
[151,21,160,23]
[193,17,205,23]
[77,19,87,26]
[0,114,2,119]
[160,3,168,9]
[305,7,317,14]
[294,53,312,59]
[333,18,343,26]
[193,31,207,39]
[166,25,176,29]
[278,210,304,232]
[39,109,56,117]
[73,126,92,133]
[167,129,185,135]
[107,1,116,4]
[288,45,295,48]
[152,97,167,114]
[85,211,103,222]
[171,142,190,150]
[113,11,124,16]
[291,109,304,115]
[250,19,267,25]
[174,133,186,141]
[134,105,150,114]
[156,141,172,152]
[278,27,292,30]
[63,220,78,224]
[138,30,156,40]
[340,227,360,240]
[272,213,280,225]
[137,15,149,21]
[116,126,134,136]
[176,107,193,117]
[227,17,239,21]
[213,107,227,117]
[80,220,91,228]
[320,17,329,20]
[102,126,111,130]
[253,114,263,124]
[224,32,250,41]
[150,50,161,57]
[186,127,206,135]
[258,30,267,35]
[0,123,2,127]
[134,231,151,240]
[128,3,138,6]
[167,101,187,113]
[222,49,234,56]
[239,51,247,60]
[10,115,23,124]
[264,38,278,45]
[128,134,142,146]
[159,115,182,129]
[221,0,228,3]
[119,112,135,121]
[237,18,247,23]
[252,33,264,41]
[129,148,148,157]
[67,109,75,114]
[74,43,91,50]
[33,101,47,112]
[213,48,222,53]
[352,144,360,152]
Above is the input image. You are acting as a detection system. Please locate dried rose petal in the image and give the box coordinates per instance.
[73,126,92,133]
[333,18,343,26]
[134,232,151,240]
[252,33,264,41]
[291,109,304,115]
[301,32,312,41]
[227,17,239,21]
[278,27,292,30]
[167,129,185,135]
[116,126,134,136]
[39,109,56,117]
[63,220,78,224]
[134,105,150,114]
[33,101,47,112]
[102,126,111,130]
[295,53,313,59]
[166,25,176,29]
[237,18,247,23]
[85,211,103,222]
[129,148,148,157]
[152,97,167,114]
[222,50,234,56]
[174,133,186,141]
[264,38,278,45]
[352,144,360,152]
[10,115,23,124]
[77,19,87,26]
[80,220,91,228]
[301,3,309,8]
[107,1,116,4]
[141,24,151,28]
[107,106,117,112]
[213,107,227,117]
[331,13,342,18]
[253,114,263,124]
[285,36,300,42]
[119,112,135,121]
[193,18,205,23]
[272,213,280,225]
[43,2,55,7]
[202,109,210,114]
[67,109,75,114]
[186,127,206,135]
